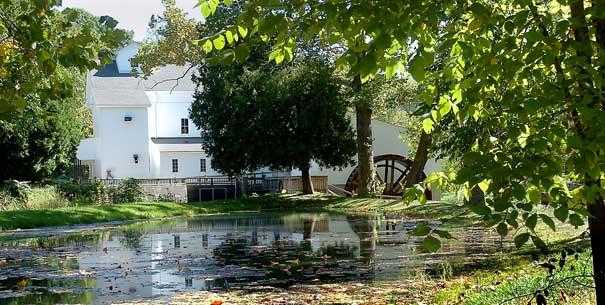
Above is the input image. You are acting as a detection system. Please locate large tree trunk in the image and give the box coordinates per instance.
[353,75,375,196]
[356,102,375,196]
[588,197,605,305]
[403,131,432,189]
[300,163,314,194]
[570,2,605,303]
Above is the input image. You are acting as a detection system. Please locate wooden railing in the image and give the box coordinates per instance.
[98,175,328,194]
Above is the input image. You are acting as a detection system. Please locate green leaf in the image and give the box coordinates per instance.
[468,201,492,216]
[212,35,226,50]
[200,2,212,17]
[531,235,547,250]
[411,222,431,236]
[421,235,441,252]
[422,118,434,134]
[514,233,530,248]
[527,186,541,204]
[554,205,569,222]
[438,96,452,118]
[237,25,248,38]
[234,43,250,62]
[496,222,508,237]
[434,229,454,239]
[225,30,234,45]
[478,179,491,193]
[202,39,213,54]
[539,214,556,231]
[452,85,462,103]
[270,49,285,64]
[408,51,433,81]
[569,213,585,228]
[385,60,404,79]
[525,213,538,230]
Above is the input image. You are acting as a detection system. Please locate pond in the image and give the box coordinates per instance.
[0,212,510,305]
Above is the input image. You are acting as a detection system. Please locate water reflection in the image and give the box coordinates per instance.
[0,212,508,305]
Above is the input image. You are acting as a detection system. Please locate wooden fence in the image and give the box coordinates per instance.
[97,175,328,196]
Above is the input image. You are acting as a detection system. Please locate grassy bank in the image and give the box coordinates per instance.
[2,194,436,231]
[0,195,316,230]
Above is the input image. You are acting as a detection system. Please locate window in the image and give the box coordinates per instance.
[200,159,206,172]
[171,159,178,173]
[181,118,189,134]
[133,154,139,164]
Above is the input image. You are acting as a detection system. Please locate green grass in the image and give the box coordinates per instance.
[434,251,595,305]
[0,195,327,231]
[0,193,469,231]
[0,185,73,211]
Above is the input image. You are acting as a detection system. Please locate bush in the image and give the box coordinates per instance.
[56,179,108,204]
[56,178,144,204]
[111,178,144,203]
[0,184,71,211]
[2,180,31,201]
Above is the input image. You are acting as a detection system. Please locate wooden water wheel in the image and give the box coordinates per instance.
[344,154,431,198]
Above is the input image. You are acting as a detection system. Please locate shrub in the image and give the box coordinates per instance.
[111,178,144,203]
[2,180,31,201]
[0,189,22,211]
[56,179,108,204]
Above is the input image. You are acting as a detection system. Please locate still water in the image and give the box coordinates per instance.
[0,212,509,304]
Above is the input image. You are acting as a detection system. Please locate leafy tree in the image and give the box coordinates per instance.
[196,0,605,302]
[0,67,91,181]
[0,1,130,114]
[191,54,356,194]
[0,5,130,180]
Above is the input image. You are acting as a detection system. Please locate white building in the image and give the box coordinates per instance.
[77,43,439,191]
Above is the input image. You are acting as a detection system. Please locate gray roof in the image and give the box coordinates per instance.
[151,137,203,144]
[89,62,197,107]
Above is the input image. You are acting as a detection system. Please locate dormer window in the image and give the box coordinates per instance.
[124,115,133,122]
[133,154,139,164]
[181,118,189,134]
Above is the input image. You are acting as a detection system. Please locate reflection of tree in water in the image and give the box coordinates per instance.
[119,229,144,250]
[212,237,363,286]
[0,277,95,305]
[346,215,377,266]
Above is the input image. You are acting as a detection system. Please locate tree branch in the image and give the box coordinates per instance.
[145,63,196,93]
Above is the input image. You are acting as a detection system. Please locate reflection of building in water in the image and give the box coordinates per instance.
[66,213,506,304]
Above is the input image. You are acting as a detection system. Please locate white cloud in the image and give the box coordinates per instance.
[61,0,201,41]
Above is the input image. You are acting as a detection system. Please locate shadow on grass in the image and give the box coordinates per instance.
[0,194,470,231]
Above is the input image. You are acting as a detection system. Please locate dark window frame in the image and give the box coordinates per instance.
[171,159,179,173]
[200,158,206,172]
[181,118,189,134]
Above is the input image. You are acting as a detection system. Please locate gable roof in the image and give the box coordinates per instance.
[89,62,196,107]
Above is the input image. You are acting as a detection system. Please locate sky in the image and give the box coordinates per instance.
[62,0,202,41]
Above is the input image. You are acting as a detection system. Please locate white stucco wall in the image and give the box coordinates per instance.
[95,106,152,178]
[159,151,218,178]
[149,91,200,138]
